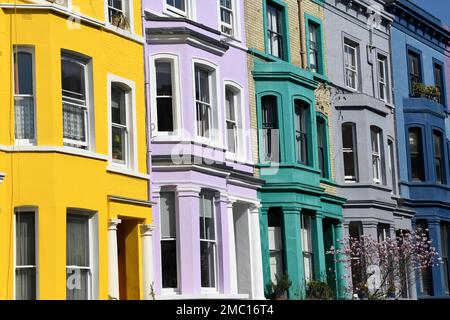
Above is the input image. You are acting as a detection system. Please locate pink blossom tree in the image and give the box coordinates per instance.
[327,228,442,300]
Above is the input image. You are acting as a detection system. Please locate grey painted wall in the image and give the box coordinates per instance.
[324,0,414,233]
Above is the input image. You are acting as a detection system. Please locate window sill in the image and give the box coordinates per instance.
[107,165,150,180]
[163,6,188,19]
[0,145,108,161]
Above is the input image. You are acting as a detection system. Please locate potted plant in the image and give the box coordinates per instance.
[270,273,292,300]
[412,82,440,102]
[305,280,335,300]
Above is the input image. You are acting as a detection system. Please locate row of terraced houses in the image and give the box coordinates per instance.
[0,0,449,300]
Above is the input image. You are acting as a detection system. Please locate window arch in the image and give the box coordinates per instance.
[408,127,425,182]
[342,122,358,183]
[261,95,279,162]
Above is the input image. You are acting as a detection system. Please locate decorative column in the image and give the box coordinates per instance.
[428,220,444,297]
[108,219,121,300]
[249,204,265,299]
[141,224,156,300]
[227,200,238,295]
[312,212,326,282]
[177,186,201,295]
[215,193,232,294]
[260,207,271,297]
[333,222,346,299]
[362,221,378,240]
[282,207,303,299]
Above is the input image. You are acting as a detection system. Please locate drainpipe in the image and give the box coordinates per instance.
[141,4,153,205]
[298,0,307,68]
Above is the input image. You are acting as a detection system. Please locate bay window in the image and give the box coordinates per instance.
[200,192,217,289]
[266,2,284,59]
[433,130,444,184]
[14,48,35,143]
[66,212,94,300]
[160,191,178,289]
[61,53,91,150]
[301,214,314,284]
[342,123,358,182]
[408,127,425,181]
[15,211,37,300]
[295,101,309,165]
[317,117,327,178]
[220,0,234,36]
[261,95,279,162]
[344,40,359,90]
[370,126,383,184]
[195,65,213,139]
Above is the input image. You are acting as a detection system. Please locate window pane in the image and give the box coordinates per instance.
[200,194,215,240]
[66,268,89,300]
[156,62,172,97]
[111,85,126,125]
[14,96,35,141]
[262,96,279,162]
[195,67,210,104]
[67,214,89,267]
[269,251,284,283]
[200,241,216,288]
[433,132,443,183]
[295,102,308,165]
[62,59,86,101]
[112,126,126,162]
[15,268,36,300]
[409,128,424,181]
[161,240,178,288]
[14,51,33,95]
[16,212,36,266]
[160,192,176,238]
[167,0,185,11]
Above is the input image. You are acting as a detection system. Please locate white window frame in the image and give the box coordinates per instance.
[150,54,182,139]
[388,139,397,195]
[218,0,240,39]
[344,40,359,91]
[371,127,383,184]
[224,81,246,161]
[159,190,180,294]
[164,0,196,19]
[342,123,358,183]
[107,74,137,171]
[13,207,39,300]
[50,0,71,9]
[199,192,219,293]
[66,210,98,300]
[13,46,37,146]
[61,53,93,151]
[192,59,221,146]
[377,55,388,102]
[104,0,134,33]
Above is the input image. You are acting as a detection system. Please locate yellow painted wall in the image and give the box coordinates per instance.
[0,1,151,300]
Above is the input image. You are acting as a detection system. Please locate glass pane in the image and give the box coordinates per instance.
[269,251,284,283]
[225,89,235,121]
[161,240,178,288]
[66,268,89,300]
[344,152,355,177]
[15,268,36,300]
[156,62,172,97]
[196,103,210,138]
[200,241,216,288]
[16,212,36,266]
[200,195,215,240]
[220,0,232,9]
[112,126,126,162]
[111,85,126,126]
[14,96,35,140]
[14,51,33,95]
[195,67,210,104]
[227,121,236,154]
[63,103,86,142]
[301,215,312,252]
[303,253,314,283]
[342,124,354,149]
[61,58,86,101]
[167,0,185,11]
[66,214,89,267]
[160,192,176,238]
[156,97,174,132]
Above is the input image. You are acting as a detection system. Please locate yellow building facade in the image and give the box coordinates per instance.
[0,0,153,300]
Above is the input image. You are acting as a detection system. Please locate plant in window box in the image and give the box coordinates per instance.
[270,273,292,300]
[110,12,130,30]
[412,82,440,102]
[305,280,335,300]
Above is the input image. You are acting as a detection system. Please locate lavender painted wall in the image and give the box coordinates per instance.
[143,0,264,298]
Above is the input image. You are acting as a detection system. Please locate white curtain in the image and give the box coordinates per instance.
[14,97,35,140]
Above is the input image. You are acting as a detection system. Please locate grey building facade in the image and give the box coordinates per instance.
[324,0,416,298]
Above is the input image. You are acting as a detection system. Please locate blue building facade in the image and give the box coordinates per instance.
[388,0,450,298]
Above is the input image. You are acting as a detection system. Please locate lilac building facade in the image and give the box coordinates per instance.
[144,0,265,299]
